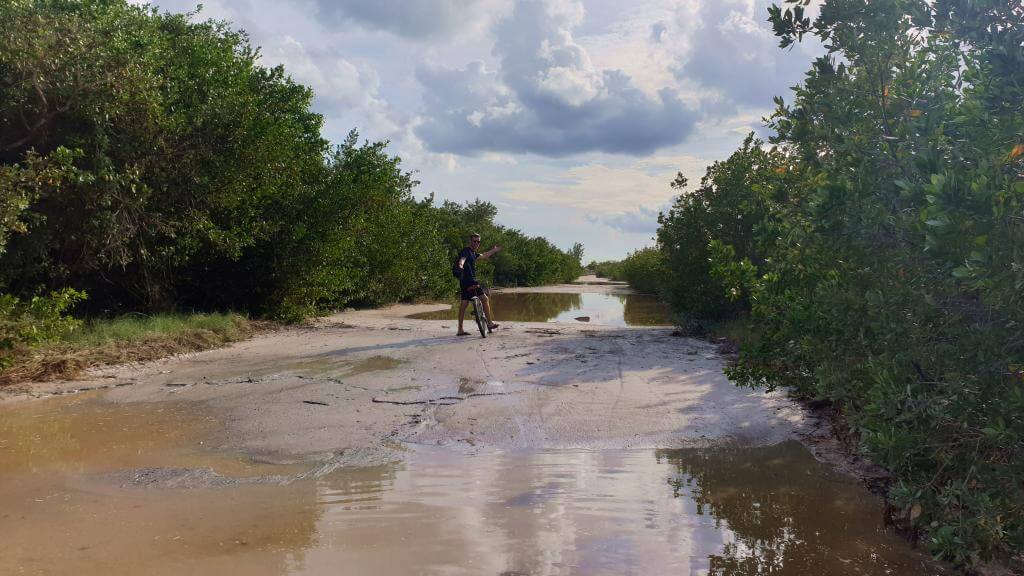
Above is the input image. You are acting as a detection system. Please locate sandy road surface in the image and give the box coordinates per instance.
[2,278,807,468]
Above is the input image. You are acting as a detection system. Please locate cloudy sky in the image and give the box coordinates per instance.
[138,0,821,261]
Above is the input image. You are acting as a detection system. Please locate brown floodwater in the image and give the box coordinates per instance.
[408,292,672,327]
[0,393,313,576]
[288,354,408,379]
[0,393,948,575]
[344,355,407,376]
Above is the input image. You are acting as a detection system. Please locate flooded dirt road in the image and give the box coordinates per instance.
[0,277,948,574]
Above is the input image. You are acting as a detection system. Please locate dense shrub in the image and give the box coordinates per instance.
[0,1,329,311]
[656,137,795,327]
[588,248,667,294]
[652,0,1023,564]
[614,248,666,295]
[587,259,624,280]
[0,288,85,368]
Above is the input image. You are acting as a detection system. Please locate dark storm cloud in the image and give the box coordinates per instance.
[311,0,477,39]
[675,0,820,113]
[414,0,697,157]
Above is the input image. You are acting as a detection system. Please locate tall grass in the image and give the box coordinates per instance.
[66,313,250,346]
[0,312,267,385]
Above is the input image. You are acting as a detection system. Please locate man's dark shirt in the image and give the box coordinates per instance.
[458,247,480,286]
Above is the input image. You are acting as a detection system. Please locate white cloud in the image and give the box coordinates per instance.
[572,1,686,101]
[414,0,698,157]
[587,205,664,234]
[499,153,708,214]
[259,36,406,143]
[309,0,511,41]
[480,152,518,164]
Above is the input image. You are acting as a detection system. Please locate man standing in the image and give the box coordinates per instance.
[456,233,501,336]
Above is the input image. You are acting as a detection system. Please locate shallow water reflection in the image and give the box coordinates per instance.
[298,442,946,575]
[408,292,672,327]
[1,394,946,575]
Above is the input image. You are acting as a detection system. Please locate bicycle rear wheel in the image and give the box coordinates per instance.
[472,298,487,338]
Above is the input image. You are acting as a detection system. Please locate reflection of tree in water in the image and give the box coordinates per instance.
[410,293,582,322]
[493,293,582,321]
[655,441,938,576]
[621,295,671,326]
[658,443,806,574]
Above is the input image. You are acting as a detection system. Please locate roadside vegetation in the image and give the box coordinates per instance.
[604,0,1023,567]
[0,1,581,382]
[588,247,664,296]
[0,312,262,386]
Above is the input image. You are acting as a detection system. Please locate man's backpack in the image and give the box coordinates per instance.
[451,259,463,280]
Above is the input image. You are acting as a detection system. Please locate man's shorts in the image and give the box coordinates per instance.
[459,283,488,301]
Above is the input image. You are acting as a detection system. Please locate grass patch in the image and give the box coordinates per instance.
[707,316,759,349]
[0,312,274,386]
[66,313,250,346]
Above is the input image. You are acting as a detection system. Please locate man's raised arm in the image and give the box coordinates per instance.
[478,244,502,260]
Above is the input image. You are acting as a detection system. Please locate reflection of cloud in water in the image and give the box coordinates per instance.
[7,398,938,574]
[294,445,944,575]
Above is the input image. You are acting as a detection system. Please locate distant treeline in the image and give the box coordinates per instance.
[604,0,1022,567]
[588,249,663,297]
[0,1,581,359]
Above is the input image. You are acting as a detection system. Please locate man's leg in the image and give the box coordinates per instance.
[480,293,497,328]
[457,300,469,333]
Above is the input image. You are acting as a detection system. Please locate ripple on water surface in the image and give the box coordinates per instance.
[1,394,947,575]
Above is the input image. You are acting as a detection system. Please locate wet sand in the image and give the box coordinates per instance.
[0,276,949,574]
[4,276,806,461]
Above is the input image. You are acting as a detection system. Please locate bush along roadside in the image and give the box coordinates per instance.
[0,311,268,386]
[0,289,85,371]
[608,0,1023,567]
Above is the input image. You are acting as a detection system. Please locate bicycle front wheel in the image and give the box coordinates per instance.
[472,298,487,338]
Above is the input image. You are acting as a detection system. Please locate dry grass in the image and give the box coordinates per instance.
[0,313,276,386]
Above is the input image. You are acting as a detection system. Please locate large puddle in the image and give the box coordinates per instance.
[408,292,672,327]
[1,393,947,575]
